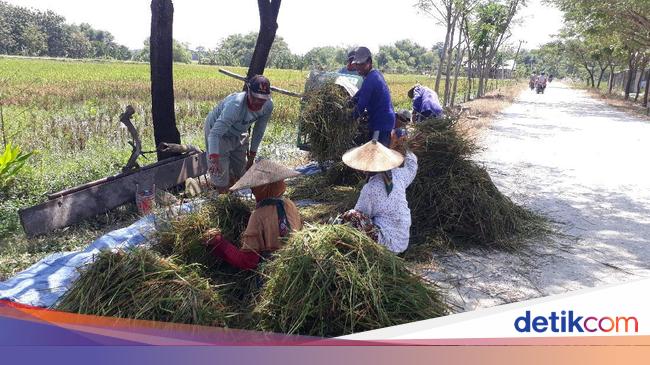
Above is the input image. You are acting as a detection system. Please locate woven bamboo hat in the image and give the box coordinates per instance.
[230,160,301,191]
[342,140,405,172]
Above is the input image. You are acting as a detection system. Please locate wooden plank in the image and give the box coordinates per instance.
[19,152,208,237]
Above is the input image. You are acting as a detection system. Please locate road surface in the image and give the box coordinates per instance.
[428,82,650,311]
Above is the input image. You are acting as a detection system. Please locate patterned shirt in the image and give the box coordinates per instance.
[354,151,418,253]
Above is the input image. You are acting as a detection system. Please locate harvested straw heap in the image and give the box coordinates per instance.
[407,116,544,248]
[301,82,361,163]
[56,248,229,326]
[156,195,252,267]
[256,224,447,337]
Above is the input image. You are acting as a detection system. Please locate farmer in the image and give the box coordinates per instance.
[350,46,395,147]
[407,84,443,122]
[203,160,303,270]
[394,109,412,139]
[338,49,359,75]
[204,75,273,193]
[340,131,417,254]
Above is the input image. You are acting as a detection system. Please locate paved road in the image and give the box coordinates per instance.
[428,82,650,311]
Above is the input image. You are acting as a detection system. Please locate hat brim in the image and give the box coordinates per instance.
[342,141,404,172]
[352,56,370,64]
[230,160,301,191]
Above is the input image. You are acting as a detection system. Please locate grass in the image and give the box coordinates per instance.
[0,55,515,280]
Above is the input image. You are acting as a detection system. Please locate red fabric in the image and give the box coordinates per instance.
[208,236,260,270]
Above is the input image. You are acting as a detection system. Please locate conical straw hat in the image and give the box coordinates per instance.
[342,140,404,172]
[230,160,301,191]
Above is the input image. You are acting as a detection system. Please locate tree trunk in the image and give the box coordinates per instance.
[643,67,650,106]
[635,59,647,101]
[150,0,181,161]
[450,47,465,106]
[608,65,615,94]
[583,65,595,88]
[624,53,638,100]
[596,66,606,89]
[435,5,453,94]
[246,0,282,79]
[443,16,459,106]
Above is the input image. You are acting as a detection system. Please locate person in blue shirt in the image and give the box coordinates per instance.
[408,84,443,122]
[339,50,359,76]
[350,46,395,147]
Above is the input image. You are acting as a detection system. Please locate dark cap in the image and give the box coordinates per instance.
[351,46,372,64]
[248,75,271,100]
[346,49,356,63]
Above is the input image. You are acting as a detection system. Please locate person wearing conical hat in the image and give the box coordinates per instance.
[203,160,303,270]
[341,131,417,254]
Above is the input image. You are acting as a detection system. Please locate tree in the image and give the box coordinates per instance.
[150,0,181,161]
[135,38,192,64]
[302,46,346,70]
[247,0,282,79]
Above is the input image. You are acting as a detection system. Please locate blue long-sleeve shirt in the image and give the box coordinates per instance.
[352,69,395,132]
[412,85,442,119]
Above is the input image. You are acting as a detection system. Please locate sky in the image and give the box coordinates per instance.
[5,0,565,54]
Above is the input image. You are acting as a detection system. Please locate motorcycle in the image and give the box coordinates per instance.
[529,80,535,90]
[536,81,546,94]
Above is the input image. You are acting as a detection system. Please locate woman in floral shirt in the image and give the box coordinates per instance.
[341,132,418,253]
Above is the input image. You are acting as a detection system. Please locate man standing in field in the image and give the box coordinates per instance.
[204,75,273,193]
[351,46,395,147]
[407,84,443,122]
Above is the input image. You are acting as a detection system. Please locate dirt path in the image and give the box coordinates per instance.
[428,82,650,311]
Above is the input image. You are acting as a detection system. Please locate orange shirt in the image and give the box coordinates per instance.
[240,198,302,252]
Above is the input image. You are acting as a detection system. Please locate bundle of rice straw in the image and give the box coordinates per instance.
[56,248,230,326]
[156,195,252,267]
[255,224,447,337]
[301,82,360,163]
[407,116,545,248]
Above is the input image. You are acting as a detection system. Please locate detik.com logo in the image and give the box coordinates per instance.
[514,311,638,333]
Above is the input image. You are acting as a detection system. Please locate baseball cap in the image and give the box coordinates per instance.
[248,75,271,100]
[346,49,356,63]
[351,46,372,64]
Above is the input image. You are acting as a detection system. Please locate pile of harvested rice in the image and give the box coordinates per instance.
[300,82,360,163]
[255,224,447,337]
[156,195,252,267]
[56,248,230,326]
[407,116,545,248]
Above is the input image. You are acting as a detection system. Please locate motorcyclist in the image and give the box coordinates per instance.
[536,72,548,93]
[529,73,537,90]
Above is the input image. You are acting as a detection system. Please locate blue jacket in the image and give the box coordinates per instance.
[353,69,395,132]
[412,85,442,119]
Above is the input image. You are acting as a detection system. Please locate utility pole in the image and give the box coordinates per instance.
[511,40,525,79]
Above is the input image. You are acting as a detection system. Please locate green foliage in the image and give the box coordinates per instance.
[134,38,192,64]
[197,32,303,69]
[0,1,131,60]
[376,39,437,73]
[0,142,33,190]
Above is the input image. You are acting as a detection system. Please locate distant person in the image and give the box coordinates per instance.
[529,73,537,90]
[204,75,273,193]
[350,46,395,147]
[339,50,359,76]
[536,72,548,88]
[407,84,443,122]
